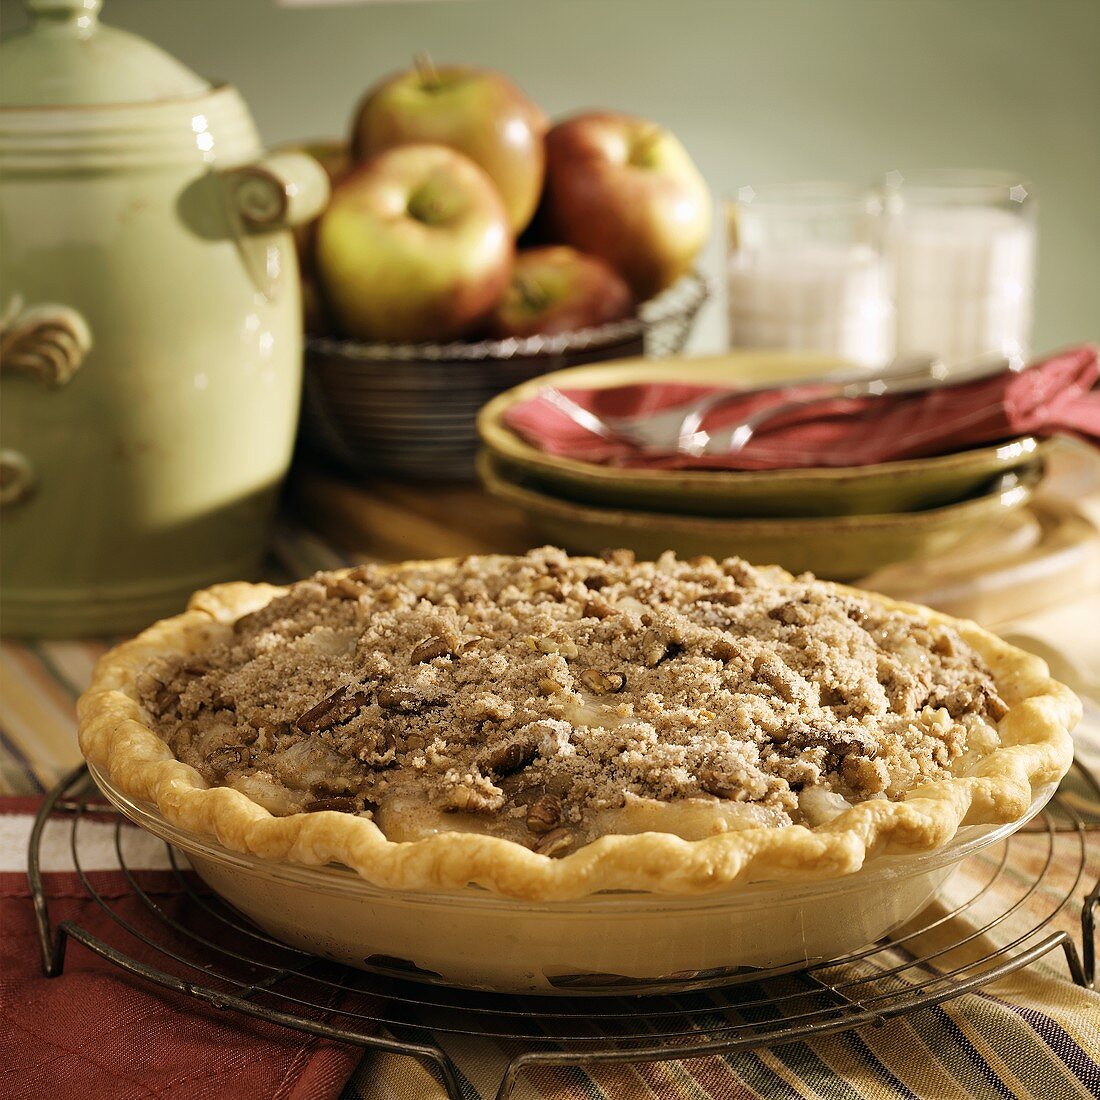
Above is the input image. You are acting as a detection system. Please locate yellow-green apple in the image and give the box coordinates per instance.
[543,112,712,300]
[489,246,634,338]
[316,143,512,343]
[350,57,548,233]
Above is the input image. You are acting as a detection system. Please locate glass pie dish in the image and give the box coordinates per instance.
[89,760,1058,996]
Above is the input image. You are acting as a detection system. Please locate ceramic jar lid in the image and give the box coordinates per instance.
[0,0,210,107]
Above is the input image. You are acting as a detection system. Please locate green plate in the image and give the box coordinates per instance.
[477,353,1044,518]
[479,452,1038,581]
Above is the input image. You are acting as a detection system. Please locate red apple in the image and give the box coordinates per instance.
[350,57,548,234]
[316,144,512,343]
[488,246,634,338]
[543,112,712,300]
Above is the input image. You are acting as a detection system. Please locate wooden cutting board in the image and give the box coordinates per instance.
[287,451,1100,629]
[861,499,1100,625]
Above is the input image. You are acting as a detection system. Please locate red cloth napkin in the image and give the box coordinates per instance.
[0,796,365,1100]
[503,345,1100,470]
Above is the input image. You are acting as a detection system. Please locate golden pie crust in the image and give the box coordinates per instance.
[77,561,1078,901]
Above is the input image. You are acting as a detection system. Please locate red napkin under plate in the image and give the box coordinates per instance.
[503,345,1100,470]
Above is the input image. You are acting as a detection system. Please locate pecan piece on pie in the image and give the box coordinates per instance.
[602,548,635,567]
[375,685,425,712]
[643,639,683,668]
[983,686,1010,722]
[752,652,800,703]
[486,739,538,777]
[526,793,564,834]
[354,726,397,765]
[697,589,743,607]
[294,685,371,733]
[304,796,361,814]
[578,668,626,695]
[411,634,457,664]
[768,600,815,626]
[698,769,763,802]
[205,745,245,774]
[324,575,369,600]
[784,723,873,761]
[533,826,574,856]
[583,595,615,620]
[707,636,742,663]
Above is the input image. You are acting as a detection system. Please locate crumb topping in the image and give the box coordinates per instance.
[137,549,1007,854]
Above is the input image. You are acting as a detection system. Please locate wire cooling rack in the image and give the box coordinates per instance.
[29,762,1099,1100]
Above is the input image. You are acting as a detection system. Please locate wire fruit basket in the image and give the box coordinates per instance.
[300,271,709,481]
[30,760,1098,1100]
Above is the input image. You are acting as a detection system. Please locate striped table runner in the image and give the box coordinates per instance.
[3,527,1099,1099]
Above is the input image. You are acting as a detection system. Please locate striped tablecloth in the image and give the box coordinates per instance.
[3,528,1099,1099]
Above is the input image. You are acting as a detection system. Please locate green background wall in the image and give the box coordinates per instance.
[4,0,1097,353]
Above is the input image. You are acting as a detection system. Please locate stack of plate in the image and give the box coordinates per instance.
[301,273,708,480]
[477,355,1047,580]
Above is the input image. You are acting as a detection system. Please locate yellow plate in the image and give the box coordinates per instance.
[478,451,1038,581]
[477,353,1044,517]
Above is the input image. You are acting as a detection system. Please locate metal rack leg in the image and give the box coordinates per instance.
[28,764,91,977]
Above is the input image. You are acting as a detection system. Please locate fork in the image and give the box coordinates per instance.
[541,353,1011,457]
[682,352,1012,457]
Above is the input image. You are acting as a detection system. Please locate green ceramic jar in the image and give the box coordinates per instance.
[0,0,328,636]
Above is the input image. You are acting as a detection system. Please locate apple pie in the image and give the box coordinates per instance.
[78,548,1077,900]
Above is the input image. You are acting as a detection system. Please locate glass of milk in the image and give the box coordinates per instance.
[726,182,893,369]
[883,170,1036,371]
